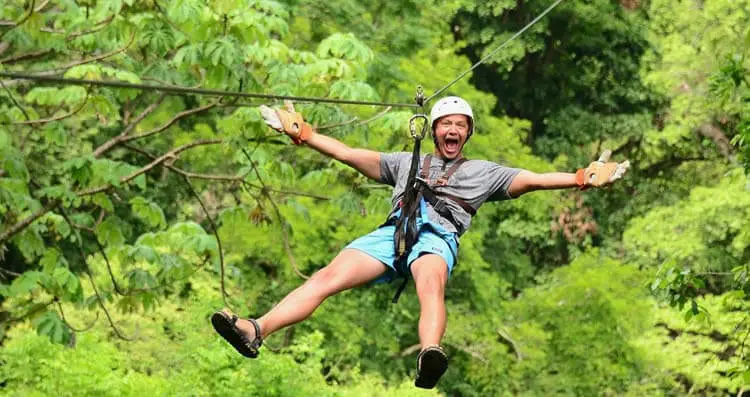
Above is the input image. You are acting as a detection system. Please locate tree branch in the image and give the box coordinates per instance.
[93,94,167,157]
[697,122,734,160]
[398,343,422,357]
[65,14,115,40]
[0,78,30,121]
[1,31,136,88]
[0,48,53,64]
[12,92,89,125]
[641,155,708,176]
[498,328,523,361]
[123,99,219,142]
[57,301,99,332]
[57,207,133,341]
[123,142,246,181]
[85,271,133,341]
[449,342,489,364]
[79,139,223,196]
[42,30,136,75]
[153,1,188,36]
[612,136,642,157]
[241,149,309,280]
[0,0,36,40]
[89,233,128,296]
[0,200,59,246]
[180,176,233,310]
[243,181,331,200]
[7,300,55,323]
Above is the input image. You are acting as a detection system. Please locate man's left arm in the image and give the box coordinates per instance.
[507,150,630,198]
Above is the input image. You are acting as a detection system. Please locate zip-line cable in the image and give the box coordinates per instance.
[0,72,419,108]
[425,0,565,104]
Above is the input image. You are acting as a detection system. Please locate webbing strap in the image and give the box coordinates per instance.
[418,155,476,217]
[437,157,467,186]
[420,154,433,180]
[420,154,466,185]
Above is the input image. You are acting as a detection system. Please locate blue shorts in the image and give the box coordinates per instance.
[345,222,459,283]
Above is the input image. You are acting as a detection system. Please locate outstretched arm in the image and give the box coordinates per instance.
[507,150,630,198]
[508,171,577,198]
[260,102,381,181]
[304,132,381,180]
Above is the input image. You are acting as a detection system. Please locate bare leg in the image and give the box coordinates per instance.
[410,254,448,349]
[228,249,385,340]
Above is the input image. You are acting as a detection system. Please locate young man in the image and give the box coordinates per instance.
[211,96,629,389]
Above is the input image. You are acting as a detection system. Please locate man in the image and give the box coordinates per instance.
[211,96,629,389]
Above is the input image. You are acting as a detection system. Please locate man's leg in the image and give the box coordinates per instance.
[410,254,450,389]
[410,254,449,348]
[227,248,386,340]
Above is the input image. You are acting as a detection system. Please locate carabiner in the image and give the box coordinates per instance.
[409,114,428,140]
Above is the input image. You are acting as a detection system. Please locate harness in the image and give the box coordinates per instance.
[388,154,476,303]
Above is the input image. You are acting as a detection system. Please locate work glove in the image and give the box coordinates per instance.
[259,101,313,145]
[575,150,630,189]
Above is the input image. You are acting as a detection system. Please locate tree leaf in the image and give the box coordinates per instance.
[130,196,167,229]
[34,311,72,345]
[6,271,43,297]
[95,216,126,246]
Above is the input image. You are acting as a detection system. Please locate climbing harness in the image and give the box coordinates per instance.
[388,89,477,303]
[389,87,428,302]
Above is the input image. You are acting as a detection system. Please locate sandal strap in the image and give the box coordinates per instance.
[247,318,263,350]
[227,312,263,353]
[417,345,445,370]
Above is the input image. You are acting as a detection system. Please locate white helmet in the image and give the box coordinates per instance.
[429,96,474,136]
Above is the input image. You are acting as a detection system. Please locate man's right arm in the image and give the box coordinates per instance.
[304,131,382,181]
[260,102,382,181]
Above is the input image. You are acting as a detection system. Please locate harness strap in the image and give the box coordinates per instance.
[437,157,466,186]
[420,154,433,180]
[419,155,477,218]
[391,154,474,303]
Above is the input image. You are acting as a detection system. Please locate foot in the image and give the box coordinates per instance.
[211,309,263,358]
[415,345,448,389]
[222,309,259,340]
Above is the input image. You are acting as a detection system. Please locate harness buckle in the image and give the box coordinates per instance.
[431,199,447,213]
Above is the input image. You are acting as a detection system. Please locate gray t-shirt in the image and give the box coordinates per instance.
[379,152,521,236]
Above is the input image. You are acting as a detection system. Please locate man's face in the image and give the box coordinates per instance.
[433,114,470,160]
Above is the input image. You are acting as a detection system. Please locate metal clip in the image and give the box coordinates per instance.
[414,86,425,107]
[409,114,428,140]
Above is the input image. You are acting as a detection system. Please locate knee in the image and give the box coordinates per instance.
[303,266,341,298]
[415,271,446,298]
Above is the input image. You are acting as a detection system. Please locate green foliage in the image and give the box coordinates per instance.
[642,0,750,169]
[498,253,653,396]
[0,284,440,397]
[1,0,748,395]
[624,170,750,293]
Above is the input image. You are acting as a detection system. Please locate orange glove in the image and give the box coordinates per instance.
[575,150,630,189]
[259,101,313,145]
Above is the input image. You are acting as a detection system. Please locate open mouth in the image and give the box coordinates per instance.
[444,137,460,155]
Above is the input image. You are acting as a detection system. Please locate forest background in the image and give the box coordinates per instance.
[0,0,749,396]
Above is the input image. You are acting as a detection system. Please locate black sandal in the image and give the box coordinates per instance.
[415,345,448,389]
[210,310,263,358]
